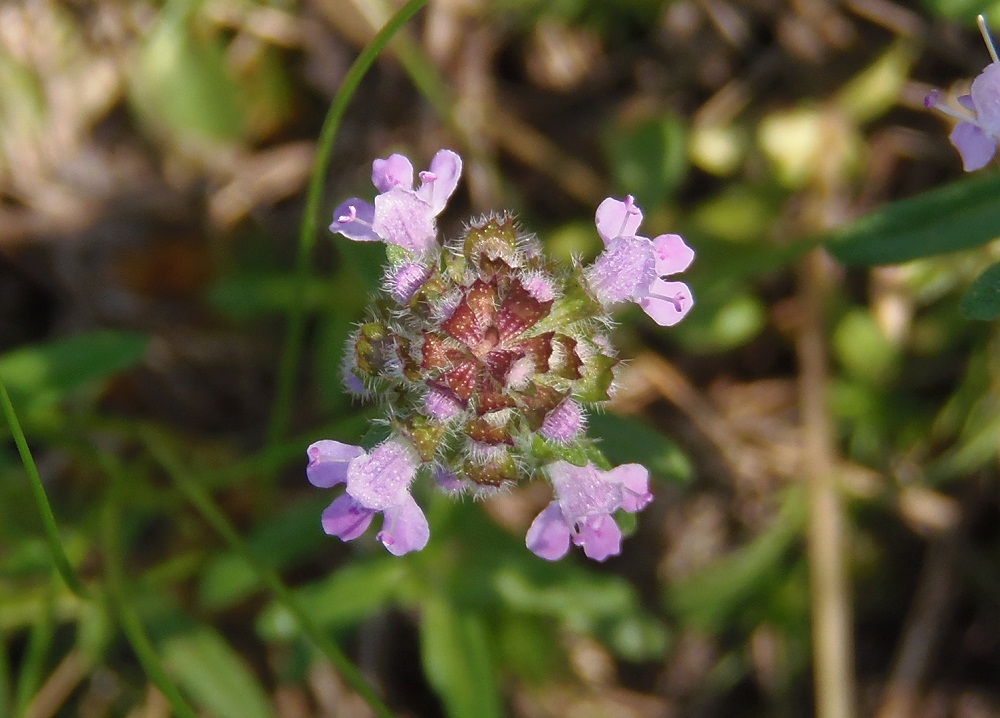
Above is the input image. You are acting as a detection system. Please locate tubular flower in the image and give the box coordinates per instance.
[586,196,694,326]
[310,149,693,559]
[329,149,462,254]
[525,461,652,561]
[925,15,1000,171]
[309,437,428,556]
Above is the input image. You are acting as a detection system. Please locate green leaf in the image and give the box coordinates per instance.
[825,172,1000,265]
[961,261,1000,319]
[421,599,503,718]
[160,627,271,718]
[606,114,688,206]
[667,491,805,632]
[588,413,692,482]
[255,559,406,641]
[0,331,148,408]
[132,5,245,145]
[199,498,331,610]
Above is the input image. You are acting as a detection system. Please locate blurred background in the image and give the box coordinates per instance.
[1,0,1000,716]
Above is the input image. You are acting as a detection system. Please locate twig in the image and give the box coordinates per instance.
[797,248,857,718]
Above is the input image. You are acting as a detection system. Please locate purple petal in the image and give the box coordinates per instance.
[433,467,468,494]
[540,400,585,443]
[950,122,997,172]
[958,93,975,112]
[573,515,622,562]
[346,438,420,511]
[525,503,572,561]
[341,367,368,396]
[376,493,430,556]
[322,494,375,541]
[371,154,414,192]
[391,263,431,304]
[651,233,694,276]
[970,63,1000,135]
[307,440,365,488]
[372,188,437,254]
[416,149,462,216]
[547,461,621,519]
[585,236,655,305]
[595,196,644,245]
[638,279,694,326]
[425,384,464,421]
[330,199,379,242]
[605,464,652,513]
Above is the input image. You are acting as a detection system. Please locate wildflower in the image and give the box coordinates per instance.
[925,15,1000,171]
[586,196,694,326]
[525,461,652,561]
[308,437,428,556]
[311,149,692,560]
[329,149,462,254]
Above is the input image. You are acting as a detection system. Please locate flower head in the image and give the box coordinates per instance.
[925,15,1000,171]
[586,196,694,326]
[525,461,652,561]
[313,150,688,560]
[330,149,462,254]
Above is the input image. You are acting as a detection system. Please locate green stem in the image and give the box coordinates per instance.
[267,0,429,446]
[98,456,198,718]
[0,377,88,599]
[13,577,55,718]
[144,432,395,718]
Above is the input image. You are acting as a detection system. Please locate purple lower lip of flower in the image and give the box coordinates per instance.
[526,460,652,562]
[330,199,379,242]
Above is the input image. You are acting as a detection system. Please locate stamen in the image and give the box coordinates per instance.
[924,91,978,124]
[336,205,359,224]
[335,204,374,228]
[979,14,999,64]
[648,291,685,311]
[617,195,641,237]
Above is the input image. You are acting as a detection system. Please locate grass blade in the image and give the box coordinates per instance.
[268,0,429,445]
[0,376,88,599]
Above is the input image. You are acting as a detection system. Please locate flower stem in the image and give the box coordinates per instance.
[0,376,89,599]
[268,0,429,447]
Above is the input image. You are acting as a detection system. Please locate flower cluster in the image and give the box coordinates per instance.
[925,15,1000,171]
[309,149,693,561]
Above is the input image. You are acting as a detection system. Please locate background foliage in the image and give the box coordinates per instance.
[1,0,999,716]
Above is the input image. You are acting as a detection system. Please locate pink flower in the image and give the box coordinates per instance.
[585,196,694,326]
[525,461,652,562]
[925,16,1000,171]
[307,437,429,556]
[330,150,462,254]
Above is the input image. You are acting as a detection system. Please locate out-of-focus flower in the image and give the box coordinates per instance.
[586,196,694,326]
[525,461,652,561]
[925,15,1000,171]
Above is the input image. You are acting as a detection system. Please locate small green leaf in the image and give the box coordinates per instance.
[588,413,692,482]
[0,331,148,408]
[606,114,688,206]
[421,599,503,718]
[825,172,1000,265]
[667,491,805,632]
[256,559,406,640]
[961,261,1000,319]
[160,627,271,718]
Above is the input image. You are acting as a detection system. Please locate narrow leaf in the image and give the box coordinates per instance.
[961,261,1000,320]
[825,172,1000,265]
